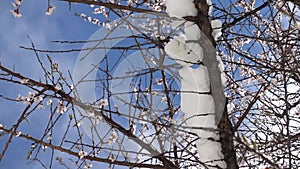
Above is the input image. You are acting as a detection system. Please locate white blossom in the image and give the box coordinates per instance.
[295,21,300,30]
[127,0,134,7]
[156,78,163,85]
[20,78,29,84]
[54,84,62,91]
[12,0,22,7]
[150,57,158,66]
[107,131,117,145]
[138,111,147,124]
[56,100,67,114]
[108,154,115,162]
[47,135,52,141]
[98,98,108,107]
[51,63,58,72]
[34,96,43,102]
[87,17,92,22]
[84,162,93,169]
[105,23,112,29]
[27,91,36,98]
[78,150,88,159]
[38,103,44,109]
[94,115,102,124]
[16,94,23,102]
[129,122,137,135]
[47,99,53,105]
[93,7,105,14]
[70,84,74,90]
[160,96,167,103]
[80,13,87,18]
[76,120,82,127]
[16,131,22,137]
[42,144,48,150]
[91,18,100,25]
[23,97,31,105]
[45,6,56,15]
[145,88,149,95]
[87,111,94,118]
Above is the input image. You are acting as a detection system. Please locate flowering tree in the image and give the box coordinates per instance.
[0,0,299,169]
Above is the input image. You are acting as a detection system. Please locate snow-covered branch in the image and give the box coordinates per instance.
[165,0,226,168]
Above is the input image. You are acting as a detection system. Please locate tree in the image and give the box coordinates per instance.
[0,0,299,168]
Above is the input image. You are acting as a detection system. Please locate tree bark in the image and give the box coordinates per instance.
[218,99,239,169]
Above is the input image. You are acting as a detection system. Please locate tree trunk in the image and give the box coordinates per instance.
[193,0,239,168]
[218,99,239,169]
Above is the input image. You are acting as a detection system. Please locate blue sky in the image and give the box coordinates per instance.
[0,2,176,169]
[1,0,285,168]
[0,1,103,168]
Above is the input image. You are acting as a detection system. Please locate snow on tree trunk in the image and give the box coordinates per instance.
[165,0,226,168]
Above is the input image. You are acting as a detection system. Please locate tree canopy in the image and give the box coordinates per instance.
[0,0,299,169]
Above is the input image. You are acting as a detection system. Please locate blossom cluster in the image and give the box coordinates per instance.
[56,100,67,114]
[78,150,88,159]
[79,13,112,28]
[84,162,93,169]
[10,0,22,18]
[142,0,166,12]
[10,0,56,17]
[17,91,44,108]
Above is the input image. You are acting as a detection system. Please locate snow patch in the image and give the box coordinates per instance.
[165,36,203,66]
[216,53,226,86]
[171,20,185,29]
[196,139,224,167]
[184,21,201,41]
[211,19,223,40]
[165,0,197,18]
[165,0,226,168]
[206,0,213,15]
[180,66,213,116]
